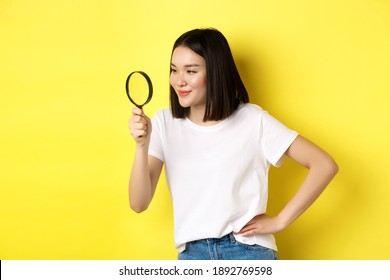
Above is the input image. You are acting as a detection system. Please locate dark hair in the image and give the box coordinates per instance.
[170,28,249,121]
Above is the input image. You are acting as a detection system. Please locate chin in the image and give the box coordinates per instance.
[178,99,192,108]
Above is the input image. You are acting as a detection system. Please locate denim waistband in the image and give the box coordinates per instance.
[187,232,236,245]
[179,232,278,260]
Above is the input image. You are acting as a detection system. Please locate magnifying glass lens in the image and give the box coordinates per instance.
[127,72,151,107]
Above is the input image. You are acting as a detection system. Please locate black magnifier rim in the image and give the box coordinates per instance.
[125,71,153,108]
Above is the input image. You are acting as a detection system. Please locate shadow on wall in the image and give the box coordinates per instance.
[233,44,372,259]
[267,153,372,259]
[268,127,389,261]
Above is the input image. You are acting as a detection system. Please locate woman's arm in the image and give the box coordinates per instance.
[129,153,163,213]
[128,108,164,213]
[238,135,339,236]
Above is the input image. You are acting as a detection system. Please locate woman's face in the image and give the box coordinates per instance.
[170,46,207,110]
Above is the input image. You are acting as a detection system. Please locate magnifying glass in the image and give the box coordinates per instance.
[125,71,153,109]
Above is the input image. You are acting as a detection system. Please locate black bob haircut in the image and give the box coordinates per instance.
[170,28,249,121]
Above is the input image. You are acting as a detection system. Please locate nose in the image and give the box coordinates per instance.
[174,72,187,87]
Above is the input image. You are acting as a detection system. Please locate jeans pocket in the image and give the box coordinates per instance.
[230,234,278,259]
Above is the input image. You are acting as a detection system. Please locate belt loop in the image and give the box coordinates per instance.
[229,232,236,243]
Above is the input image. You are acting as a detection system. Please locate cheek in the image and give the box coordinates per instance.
[200,78,207,93]
[169,75,175,87]
[193,75,207,89]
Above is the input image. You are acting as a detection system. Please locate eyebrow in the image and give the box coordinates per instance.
[170,63,200,68]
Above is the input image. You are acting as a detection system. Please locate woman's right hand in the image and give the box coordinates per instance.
[128,107,152,146]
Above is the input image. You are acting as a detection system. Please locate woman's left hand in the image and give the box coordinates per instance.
[236,214,286,237]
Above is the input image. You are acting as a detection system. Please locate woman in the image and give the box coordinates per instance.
[128,28,338,260]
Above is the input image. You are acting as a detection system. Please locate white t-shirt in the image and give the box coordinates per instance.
[149,103,299,252]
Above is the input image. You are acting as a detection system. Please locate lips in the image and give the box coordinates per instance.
[178,90,191,97]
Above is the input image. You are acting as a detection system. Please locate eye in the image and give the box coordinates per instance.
[187,70,197,74]
[170,68,177,74]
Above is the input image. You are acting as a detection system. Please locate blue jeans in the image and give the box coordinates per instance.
[178,233,278,260]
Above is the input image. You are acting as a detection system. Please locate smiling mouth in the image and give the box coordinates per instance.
[178,90,191,97]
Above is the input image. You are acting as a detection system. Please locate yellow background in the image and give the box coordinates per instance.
[1,0,389,259]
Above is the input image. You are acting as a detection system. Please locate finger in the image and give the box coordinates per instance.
[132,107,144,116]
[128,110,151,140]
[236,225,256,236]
[132,122,146,130]
[130,123,147,137]
[132,133,144,140]
[139,116,148,125]
[132,130,147,138]
[237,224,256,234]
[240,229,255,237]
[130,125,147,137]
[129,115,148,128]
[132,115,145,124]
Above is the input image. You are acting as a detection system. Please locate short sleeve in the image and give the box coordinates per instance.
[148,111,165,163]
[261,112,299,167]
